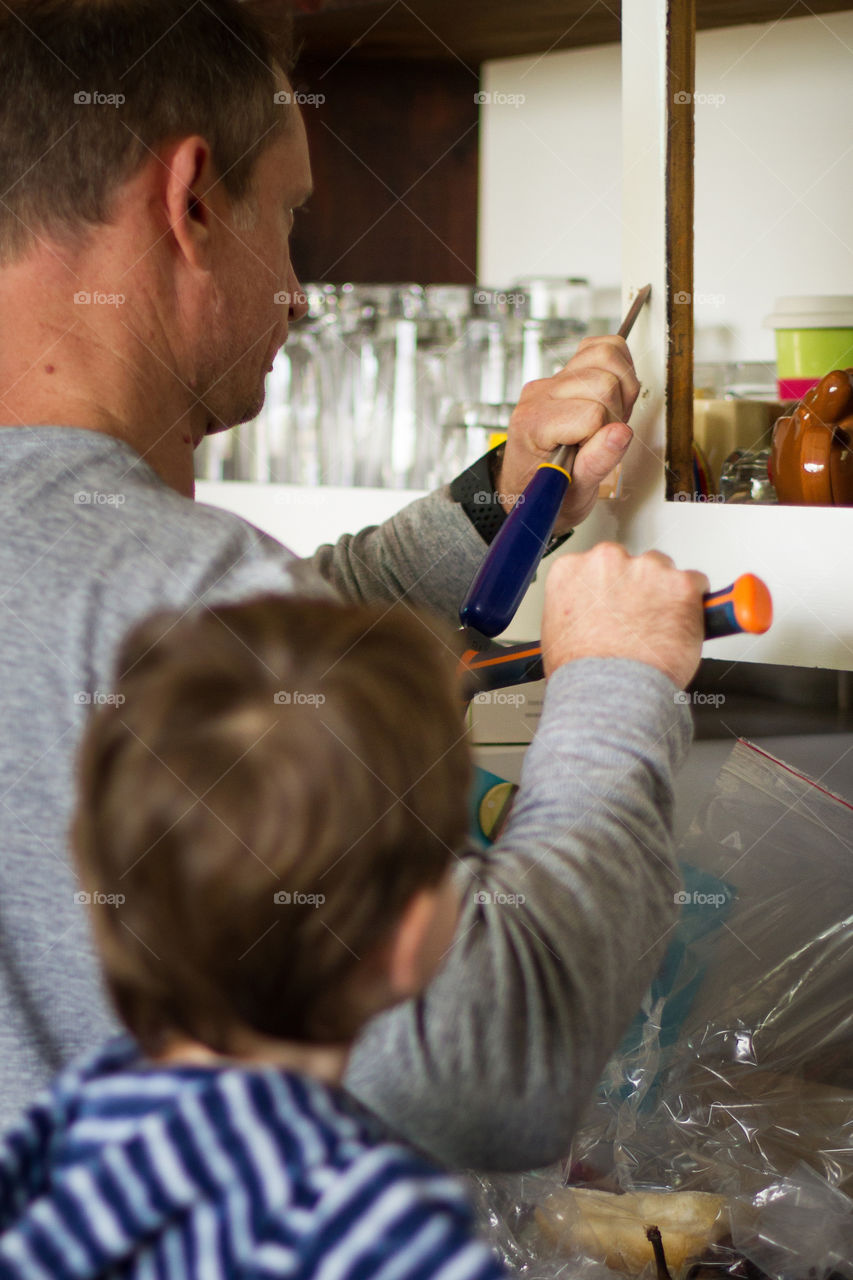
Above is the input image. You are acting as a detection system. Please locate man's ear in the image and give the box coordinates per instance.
[161,135,218,270]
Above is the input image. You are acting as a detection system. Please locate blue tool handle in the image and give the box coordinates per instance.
[459,464,571,638]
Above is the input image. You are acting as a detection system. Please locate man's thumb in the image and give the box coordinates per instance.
[574,423,633,481]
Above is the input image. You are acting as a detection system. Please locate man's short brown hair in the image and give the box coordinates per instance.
[0,0,294,264]
[72,596,471,1055]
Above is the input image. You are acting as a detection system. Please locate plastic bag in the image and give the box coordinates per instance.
[470,741,853,1279]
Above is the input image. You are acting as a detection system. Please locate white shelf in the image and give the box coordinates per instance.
[195,481,428,559]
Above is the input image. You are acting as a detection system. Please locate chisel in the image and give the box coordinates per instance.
[460,285,652,640]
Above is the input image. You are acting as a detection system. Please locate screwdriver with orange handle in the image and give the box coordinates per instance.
[460,573,774,696]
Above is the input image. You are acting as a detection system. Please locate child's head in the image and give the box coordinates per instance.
[72,596,471,1057]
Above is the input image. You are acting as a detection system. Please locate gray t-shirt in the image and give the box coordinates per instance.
[0,425,692,1169]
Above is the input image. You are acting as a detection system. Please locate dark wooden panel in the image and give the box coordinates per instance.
[666,0,696,502]
[290,59,479,283]
[292,0,853,63]
[698,0,852,32]
[292,1,619,63]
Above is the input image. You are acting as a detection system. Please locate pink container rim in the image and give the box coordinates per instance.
[777,377,820,401]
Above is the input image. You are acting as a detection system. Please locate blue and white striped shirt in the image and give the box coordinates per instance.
[0,1037,507,1280]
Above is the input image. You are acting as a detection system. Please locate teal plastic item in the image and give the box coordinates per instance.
[617,864,735,1063]
[469,766,517,849]
[470,766,734,1105]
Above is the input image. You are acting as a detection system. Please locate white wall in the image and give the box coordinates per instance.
[478,41,622,301]
[479,11,853,362]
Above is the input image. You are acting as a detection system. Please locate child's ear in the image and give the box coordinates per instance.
[384,876,459,1001]
[385,890,440,1000]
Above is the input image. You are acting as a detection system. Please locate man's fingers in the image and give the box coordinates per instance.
[499,332,642,520]
[686,568,712,597]
[553,338,641,415]
[571,423,633,485]
[551,367,624,408]
[541,546,709,688]
[556,336,639,379]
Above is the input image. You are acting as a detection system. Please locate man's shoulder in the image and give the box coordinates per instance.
[2,424,297,572]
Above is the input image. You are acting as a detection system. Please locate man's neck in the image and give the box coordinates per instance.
[0,255,205,498]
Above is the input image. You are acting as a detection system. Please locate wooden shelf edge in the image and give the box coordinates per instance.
[292,1,853,64]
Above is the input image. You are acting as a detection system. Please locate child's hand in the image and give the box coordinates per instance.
[540,543,708,690]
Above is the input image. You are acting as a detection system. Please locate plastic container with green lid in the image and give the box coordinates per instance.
[764,295,853,400]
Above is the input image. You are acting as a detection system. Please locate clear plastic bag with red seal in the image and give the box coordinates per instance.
[468,740,853,1279]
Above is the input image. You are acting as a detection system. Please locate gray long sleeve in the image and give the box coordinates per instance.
[308,487,486,621]
[0,427,691,1180]
[346,658,693,1171]
[0,434,486,1129]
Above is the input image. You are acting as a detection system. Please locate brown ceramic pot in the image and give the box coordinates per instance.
[770,368,853,505]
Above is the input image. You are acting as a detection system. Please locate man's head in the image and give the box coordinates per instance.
[0,1,312,487]
[72,597,471,1058]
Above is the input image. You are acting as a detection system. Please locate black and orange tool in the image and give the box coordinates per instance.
[460,573,773,697]
[701,573,774,640]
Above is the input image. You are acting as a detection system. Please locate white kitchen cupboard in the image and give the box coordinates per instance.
[566,0,853,673]
[201,0,853,671]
